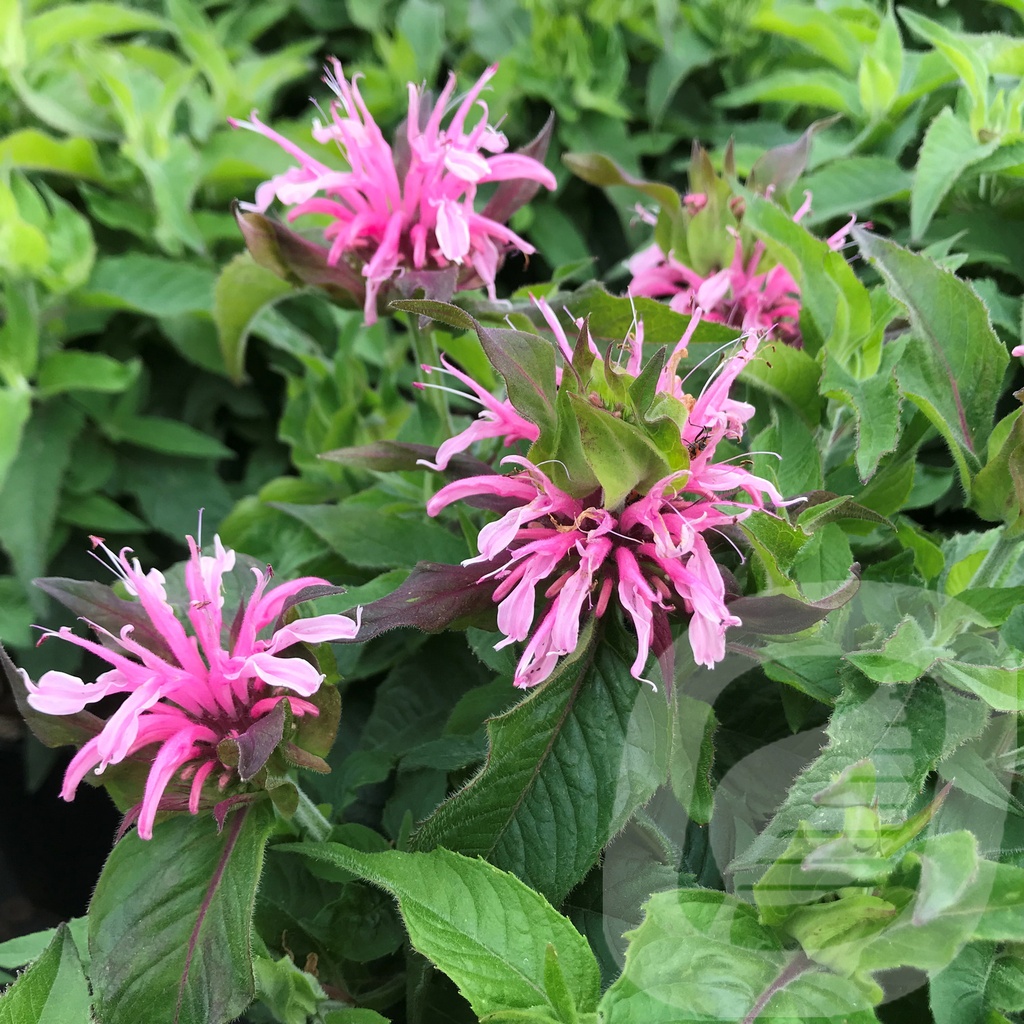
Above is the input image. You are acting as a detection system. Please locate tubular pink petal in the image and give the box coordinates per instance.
[266,610,362,650]
[136,729,206,840]
[479,155,557,190]
[615,548,659,678]
[426,473,541,516]
[61,738,104,801]
[246,652,325,696]
[24,668,132,715]
[188,759,217,814]
[434,200,471,262]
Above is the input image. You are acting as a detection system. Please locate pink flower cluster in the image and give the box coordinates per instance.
[629,194,856,345]
[231,61,556,323]
[422,302,789,688]
[22,536,360,839]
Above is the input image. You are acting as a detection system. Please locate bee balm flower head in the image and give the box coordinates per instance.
[231,61,556,323]
[418,305,793,688]
[21,534,360,839]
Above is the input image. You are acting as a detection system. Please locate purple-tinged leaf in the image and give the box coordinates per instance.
[747,114,842,195]
[730,568,861,635]
[353,560,503,642]
[562,151,683,224]
[34,576,175,661]
[480,112,556,224]
[281,743,330,773]
[276,583,348,620]
[212,793,264,831]
[232,202,364,306]
[217,701,286,782]
[392,264,460,306]
[89,801,275,1024]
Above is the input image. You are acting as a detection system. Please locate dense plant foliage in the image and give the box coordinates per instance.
[4,1,1024,1022]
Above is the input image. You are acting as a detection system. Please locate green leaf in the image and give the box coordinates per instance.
[822,343,905,481]
[323,1011,390,1024]
[0,383,31,493]
[89,803,275,1024]
[794,493,892,532]
[561,153,683,225]
[252,955,327,1024]
[562,283,737,348]
[731,677,989,896]
[955,586,1024,627]
[798,157,911,227]
[274,493,468,570]
[936,662,1024,712]
[108,416,231,459]
[396,0,445,79]
[845,616,946,683]
[930,942,998,1024]
[59,492,147,533]
[165,0,233,103]
[911,108,998,241]
[973,405,1024,526]
[0,129,104,181]
[598,889,878,1024]
[0,400,83,602]
[0,919,88,972]
[741,342,823,424]
[739,509,810,590]
[0,924,90,1024]
[568,392,670,509]
[36,351,139,397]
[743,193,873,374]
[716,70,862,116]
[412,620,670,904]
[396,299,558,442]
[214,253,294,383]
[83,254,215,317]
[25,3,166,55]
[669,693,716,824]
[899,9,990,121]
[855,229,1008,488]
[280,845,601,1021]
[753,4,861,72]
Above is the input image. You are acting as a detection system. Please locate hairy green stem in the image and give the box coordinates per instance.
[293,787,333,843]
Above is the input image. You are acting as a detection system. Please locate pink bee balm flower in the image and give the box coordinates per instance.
[21,535,360,839]
[231,60,557,324]
[424,328,790,688]
[428,458,761,687]
[629,195,857,346]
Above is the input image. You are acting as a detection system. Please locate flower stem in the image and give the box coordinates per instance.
[293,786,333,842]
[407,313,454,435]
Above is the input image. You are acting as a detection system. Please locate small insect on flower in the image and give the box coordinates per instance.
[20,533,360,839]
[685,424,713,460]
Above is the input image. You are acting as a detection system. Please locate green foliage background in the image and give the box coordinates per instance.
[6,0,1024,1023]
